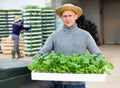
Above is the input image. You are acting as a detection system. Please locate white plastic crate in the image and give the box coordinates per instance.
[31,71,106,82]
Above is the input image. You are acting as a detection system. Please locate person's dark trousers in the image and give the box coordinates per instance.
[12,34,19,51]
[12,34,20,59]
[53,83,85,88]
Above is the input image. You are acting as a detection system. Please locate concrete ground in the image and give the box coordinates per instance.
[0,45,120,88]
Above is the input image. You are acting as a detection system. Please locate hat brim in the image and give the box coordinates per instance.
[56,5,82,17]
[15,17,22,22]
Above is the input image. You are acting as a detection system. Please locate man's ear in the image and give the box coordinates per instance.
[75,14,78,20]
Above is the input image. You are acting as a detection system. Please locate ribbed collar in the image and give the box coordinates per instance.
[63,23,78,33]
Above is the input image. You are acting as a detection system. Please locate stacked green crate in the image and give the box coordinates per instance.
[23,9,42,55]
[0,10,8,41]
[41,7,55,44]
[0,10,22,41]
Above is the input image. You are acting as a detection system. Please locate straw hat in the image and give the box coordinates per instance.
[56,3,83,17]
[14,16,22,22]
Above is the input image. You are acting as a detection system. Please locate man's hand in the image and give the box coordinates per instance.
[20,19,24,24]
[29,25,32,29]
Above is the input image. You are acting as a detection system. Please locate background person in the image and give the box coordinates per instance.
[11,16,32,59]
[38,3,102,88]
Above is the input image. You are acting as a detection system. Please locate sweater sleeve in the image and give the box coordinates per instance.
[38,34,54,55]
[87,33,102,56]
[21,25,30,30]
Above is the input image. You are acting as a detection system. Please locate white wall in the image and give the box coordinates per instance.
[0,0,46,10]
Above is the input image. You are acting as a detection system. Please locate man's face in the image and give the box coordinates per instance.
[61,11,78,27]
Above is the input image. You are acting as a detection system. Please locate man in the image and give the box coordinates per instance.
[38,3,102,88]
[12,16,32,59]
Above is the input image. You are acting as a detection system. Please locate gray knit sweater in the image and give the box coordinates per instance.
[38,23,102,85]
[39,23,102,56]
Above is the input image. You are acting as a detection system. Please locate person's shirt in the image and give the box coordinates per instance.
[38,23,102,56]
[12,22,30,36]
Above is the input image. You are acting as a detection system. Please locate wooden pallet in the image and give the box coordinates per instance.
[1,37,24,55]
